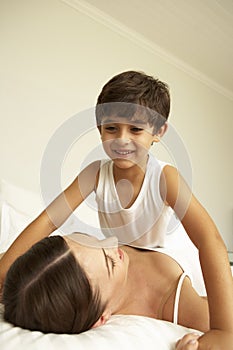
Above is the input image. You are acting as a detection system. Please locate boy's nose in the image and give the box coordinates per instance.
[115,137,130,146]
[116,128,130,144]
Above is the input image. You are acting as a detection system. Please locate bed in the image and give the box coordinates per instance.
[0,179,208,350]
[0,305,201,350]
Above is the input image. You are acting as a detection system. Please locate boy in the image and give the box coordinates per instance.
[0,71,233,347]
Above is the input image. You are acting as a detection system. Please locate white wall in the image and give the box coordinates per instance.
[0,0,232,249]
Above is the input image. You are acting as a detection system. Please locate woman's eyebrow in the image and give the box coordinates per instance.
[102,248,110,278]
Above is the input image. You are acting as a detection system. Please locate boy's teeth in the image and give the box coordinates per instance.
[115,150,133,155]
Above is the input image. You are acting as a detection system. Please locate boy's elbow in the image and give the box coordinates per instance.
[37,210,57,235]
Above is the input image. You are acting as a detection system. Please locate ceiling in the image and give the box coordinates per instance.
[74,0,233,100]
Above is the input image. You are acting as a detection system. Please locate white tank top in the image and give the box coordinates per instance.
[95,154,174,248]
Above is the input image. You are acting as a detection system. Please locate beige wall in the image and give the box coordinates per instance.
[0,0,232,249]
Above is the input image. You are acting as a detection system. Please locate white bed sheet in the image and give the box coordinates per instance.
[0,304,200,350]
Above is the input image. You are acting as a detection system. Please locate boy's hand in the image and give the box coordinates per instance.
[176,330,233,350]
[176,333,199,350]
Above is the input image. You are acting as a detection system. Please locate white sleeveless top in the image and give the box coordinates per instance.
[95,154,174,248]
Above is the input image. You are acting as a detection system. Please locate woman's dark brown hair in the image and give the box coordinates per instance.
[3,236,106,334]
[96,70,170,132]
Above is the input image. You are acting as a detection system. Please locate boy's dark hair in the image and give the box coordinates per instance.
[96,70,170,132]
[3,236,106,334]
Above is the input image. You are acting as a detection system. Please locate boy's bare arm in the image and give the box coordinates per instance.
[161,165,233,335]
[0,161,100,293]
[176,331,233,350]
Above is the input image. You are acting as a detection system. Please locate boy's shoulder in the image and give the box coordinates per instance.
[148,153,174,172]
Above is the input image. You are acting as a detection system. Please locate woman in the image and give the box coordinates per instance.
[2,233,233,349]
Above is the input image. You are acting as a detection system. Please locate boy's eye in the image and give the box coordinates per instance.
[131,127,143,132]
[104,126,117,132]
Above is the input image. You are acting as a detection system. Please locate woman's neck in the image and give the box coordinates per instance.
[113,246,153,315]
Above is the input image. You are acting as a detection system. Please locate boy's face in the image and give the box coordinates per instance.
[100,116,159,169]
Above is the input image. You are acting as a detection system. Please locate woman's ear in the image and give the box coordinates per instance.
[152,122,168,143]
[91,310,112,329]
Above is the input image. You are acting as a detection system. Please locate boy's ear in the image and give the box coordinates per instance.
[91,310,112,329]
[153,122,168,143]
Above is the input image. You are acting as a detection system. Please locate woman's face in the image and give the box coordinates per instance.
[64,233,129,311]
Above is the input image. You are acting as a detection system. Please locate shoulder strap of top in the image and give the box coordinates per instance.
[95,159,112,193]
[173,272,188,324]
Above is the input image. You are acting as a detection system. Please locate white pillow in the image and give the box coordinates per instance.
[0,303,201,350]
[0,179,42,217]
[0,180,67,253]
[0,202,33,253]
[0,179,43,243]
